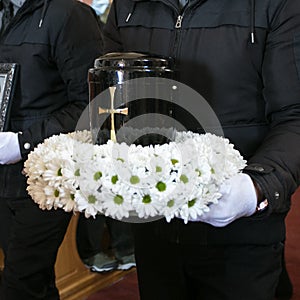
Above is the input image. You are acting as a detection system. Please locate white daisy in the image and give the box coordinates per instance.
[101,186,133,220]
[132,191,164,219]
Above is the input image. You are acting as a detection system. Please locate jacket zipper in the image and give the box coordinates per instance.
[175,15,183,29]
[173,10,184,245]
[172,0,205,66]
[173,12,185,72]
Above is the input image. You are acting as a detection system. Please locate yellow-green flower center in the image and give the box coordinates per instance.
[111,175,118,184]
[180,174,189,184]
[94,171,102,181]
[114,195,124,205]
[171,158,179,165]
[142,195,152,204]
[54,189,59,197]
[167,199,175,208]
[88,195,96,204]
[188,199,196,207]
[156,181,166,192]
[57,168,62,176]
[195,168,202,176]
[130,176,140,184]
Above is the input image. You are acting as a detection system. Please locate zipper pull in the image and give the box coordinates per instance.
[175,15,183,29]
[126,13,132,23]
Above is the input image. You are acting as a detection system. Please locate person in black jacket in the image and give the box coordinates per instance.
[103,1,300,299]
[0,0,102,299]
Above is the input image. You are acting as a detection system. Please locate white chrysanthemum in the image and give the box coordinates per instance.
[69,130,92,143]
[111,141,130,162]
[42,159,65,186]
[128,144,154,172]
[193,157,213,185]
[24,153,46,179]
[149,155,172,180]
[101,186,133,220]
[178,200,210,224]
[60,192,77,212]
[27,180,48,209]
[72,141,96,165]
[43,184,66,210]
[177,181,222,223]
[160,188,187,222]
[60,159,79,190]
[75,182,104,218]
[132,191,164,219]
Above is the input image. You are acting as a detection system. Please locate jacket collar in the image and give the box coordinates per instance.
[14,0,51,27]
[129,0,256,44]
[131,0,207,9]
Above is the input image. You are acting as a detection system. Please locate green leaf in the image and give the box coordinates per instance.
[74,169,80,176]
[117,157,125,163]
[57,168,62,176]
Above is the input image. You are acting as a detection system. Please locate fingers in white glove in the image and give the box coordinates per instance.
[0,132,22,164]
[192,173,257,227]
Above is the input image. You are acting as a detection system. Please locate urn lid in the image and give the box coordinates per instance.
[94,52,173,71]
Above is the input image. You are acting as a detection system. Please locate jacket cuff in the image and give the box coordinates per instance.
[243,164,280,216]
[18,131,35,159]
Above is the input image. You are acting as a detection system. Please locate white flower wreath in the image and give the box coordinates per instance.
[24,130,246,223]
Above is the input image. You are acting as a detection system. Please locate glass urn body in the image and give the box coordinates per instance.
[88,52,175,146]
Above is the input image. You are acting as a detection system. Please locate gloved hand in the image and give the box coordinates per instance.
[194,173,257,227]
[0,132,22,164]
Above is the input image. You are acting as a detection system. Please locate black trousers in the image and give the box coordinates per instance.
[133,221,283,300]
[76,213,134,259]
[0,196,72,300]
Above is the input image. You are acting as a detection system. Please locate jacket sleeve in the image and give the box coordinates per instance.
[244,0,300,214]
[18,2,103,158]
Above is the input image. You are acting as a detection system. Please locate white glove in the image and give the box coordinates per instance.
[0,132,22,164]
[195,173,257,227]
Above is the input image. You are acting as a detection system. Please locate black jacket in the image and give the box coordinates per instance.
[104,0,300,243]
[0,0,103,197]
